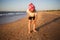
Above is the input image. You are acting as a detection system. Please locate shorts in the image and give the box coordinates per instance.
[29,16,35,20]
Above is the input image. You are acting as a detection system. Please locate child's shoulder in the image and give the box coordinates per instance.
[27,9,30,12]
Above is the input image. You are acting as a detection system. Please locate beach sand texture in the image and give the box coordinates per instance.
[0,10,60,40]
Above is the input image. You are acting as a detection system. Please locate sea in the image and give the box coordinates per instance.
[0,12,27,24]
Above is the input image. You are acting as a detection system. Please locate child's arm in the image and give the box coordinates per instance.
[35,12,38,21]
[26,9,30,17]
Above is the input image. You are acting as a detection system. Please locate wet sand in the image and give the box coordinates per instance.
[0,10,60,40]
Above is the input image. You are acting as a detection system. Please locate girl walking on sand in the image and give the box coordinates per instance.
[27,3,37,34]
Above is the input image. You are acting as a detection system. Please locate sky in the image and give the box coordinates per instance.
[0,0,60,11]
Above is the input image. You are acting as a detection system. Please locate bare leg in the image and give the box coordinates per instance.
[28,20,31,34]
[32,20,37,32]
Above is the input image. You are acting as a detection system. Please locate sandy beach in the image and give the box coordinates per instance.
[0,10,60,40]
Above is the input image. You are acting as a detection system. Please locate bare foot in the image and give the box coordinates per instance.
[33,30,37,32]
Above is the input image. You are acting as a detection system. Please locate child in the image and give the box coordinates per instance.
[27,3,37,34]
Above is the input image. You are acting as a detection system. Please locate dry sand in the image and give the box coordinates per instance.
[0,10,60,40]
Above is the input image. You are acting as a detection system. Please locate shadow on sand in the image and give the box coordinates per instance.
[36,17,60,31]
